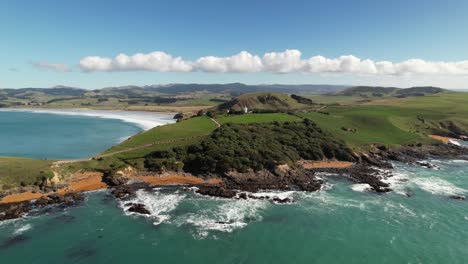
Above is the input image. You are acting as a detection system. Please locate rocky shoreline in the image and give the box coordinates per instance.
[0,193,84,221]
[1,142,467,221]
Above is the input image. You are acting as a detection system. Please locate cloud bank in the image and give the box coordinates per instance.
[79,50,468,76]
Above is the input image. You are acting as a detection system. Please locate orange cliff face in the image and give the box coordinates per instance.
[0,171,221,204]
[0,172,107,204]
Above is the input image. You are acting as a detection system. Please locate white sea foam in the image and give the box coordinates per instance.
[13,223,32,235]
[448,139,461,146]
[120,189,185,225]
[351,183,372,192]
[411,177,466,196]
[0,108,175,130]
[184,199,268,238]
[238,190,296,203]
[448,159,468,164]
[381,171,410,196]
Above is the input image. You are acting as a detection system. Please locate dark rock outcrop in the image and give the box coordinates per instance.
[127,203,151,215]
[34,193,84,208]
[195,165,322,198]
[0,193,84,221]
[196,185,237,198]
[0,202,32,221]
[111,186,136,199]
[102,171,129,186]
[449,195,466,201]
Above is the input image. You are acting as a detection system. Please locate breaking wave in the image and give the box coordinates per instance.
[13,223,33,235]
[119,189,185,225]
[183,198,268,239]
[411,177,466,196]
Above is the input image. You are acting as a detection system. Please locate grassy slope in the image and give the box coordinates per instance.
[0,157,53,189]
[217,113,301,124]
[103,116,217,154]
[300,92,468,149]
[300,107,425,148]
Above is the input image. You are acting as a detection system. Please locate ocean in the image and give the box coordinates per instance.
[0,111,468,263]
[0,109,175,159]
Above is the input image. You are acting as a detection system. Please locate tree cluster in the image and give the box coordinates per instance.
[144,119,355,175]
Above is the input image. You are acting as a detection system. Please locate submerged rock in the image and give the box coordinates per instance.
[415,161,440,170]
[272,197,294,204]
[0,235,30,250]
[449,195,466,200]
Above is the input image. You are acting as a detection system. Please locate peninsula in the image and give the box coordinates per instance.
[1,85,468,220]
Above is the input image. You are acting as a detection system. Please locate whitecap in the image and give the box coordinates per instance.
[13,223,32,235]
[119,189,185,225]
[351,183,372,192]
[411,177,466,196]
[381,171,410,196]
[183,199,268,238]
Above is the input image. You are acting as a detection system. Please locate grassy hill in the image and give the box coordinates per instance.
[216,92,316,112]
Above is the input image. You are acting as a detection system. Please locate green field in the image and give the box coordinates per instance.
[299,107,425,148]
[102,116,217,154]
[0,157,54,189]
[217,113,301,124]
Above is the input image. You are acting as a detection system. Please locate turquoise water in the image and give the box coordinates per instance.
[1,159,468,263]
[0,110,172,159]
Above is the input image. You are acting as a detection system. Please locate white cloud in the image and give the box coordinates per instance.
[78,50,468,76]
[262,49,303,73]
[196,51,262,73]
[80,51,193,72]
[32,61,71,72]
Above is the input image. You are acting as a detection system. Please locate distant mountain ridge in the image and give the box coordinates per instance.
[335,86,447,98]
[0,83,348,96]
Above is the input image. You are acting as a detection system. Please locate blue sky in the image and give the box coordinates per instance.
[2,0,468,89]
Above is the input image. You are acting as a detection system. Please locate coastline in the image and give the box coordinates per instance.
[0,172,221,204]
[0,108,176,131]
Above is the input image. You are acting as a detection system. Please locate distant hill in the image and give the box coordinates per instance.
[100,83,348,96]
[217,92,315,112]
[0,86,86,98]
[336,86,447,98]
[0,83,346,109]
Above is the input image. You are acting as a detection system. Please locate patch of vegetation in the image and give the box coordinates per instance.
[0,157,54,189]
[144,120,355,175]
[291,94,314,105]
